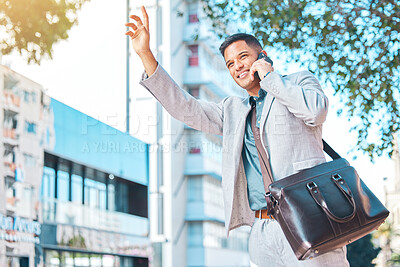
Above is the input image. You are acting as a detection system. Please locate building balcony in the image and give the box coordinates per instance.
[3,90,21,112]
[6,196,18,214]
[4,161,17,178]
[41,198,148,237]
[186,200,224,223]
[187,247,250,267]
[186,172,224,223]
[184,152,222,177]
[187,220,250,266]
[3,128,18,140]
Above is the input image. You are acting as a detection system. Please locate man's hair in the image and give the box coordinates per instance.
[219,33,263,58]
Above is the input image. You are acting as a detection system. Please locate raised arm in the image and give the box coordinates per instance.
[125,6,157,77]
[126,6,225,135]
[140,65,225,135]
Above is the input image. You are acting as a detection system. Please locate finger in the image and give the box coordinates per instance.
[141,6,149,30]
[130,15,143,26]
[249,66,257,81]
[126,31,139,39]
[125,31,134,38]
[125,22,137,31]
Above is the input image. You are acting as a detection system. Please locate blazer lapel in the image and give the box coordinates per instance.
[259,94,275,158]
[232,100,252,180]
[260,94,275,135]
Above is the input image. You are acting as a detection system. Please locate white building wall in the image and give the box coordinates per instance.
[0,65,47,267]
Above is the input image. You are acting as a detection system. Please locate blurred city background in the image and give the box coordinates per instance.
[0,0,399,266]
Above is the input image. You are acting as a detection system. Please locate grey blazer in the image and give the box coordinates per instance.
[140,64,329,236]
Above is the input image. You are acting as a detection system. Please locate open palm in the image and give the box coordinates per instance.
[125,6,150,55]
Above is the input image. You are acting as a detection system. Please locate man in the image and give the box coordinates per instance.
[126,6,349,267]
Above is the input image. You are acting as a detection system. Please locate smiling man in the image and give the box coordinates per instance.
[126,6,349,267]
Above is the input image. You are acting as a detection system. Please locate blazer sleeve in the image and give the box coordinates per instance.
[260,70,328,126]
[139,64,225,135]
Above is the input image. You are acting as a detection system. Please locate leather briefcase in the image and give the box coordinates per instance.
[267,141,390,260]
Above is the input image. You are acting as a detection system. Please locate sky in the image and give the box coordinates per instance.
[2,0,395,201]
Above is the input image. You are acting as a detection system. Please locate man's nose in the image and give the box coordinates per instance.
[234,60,244,71]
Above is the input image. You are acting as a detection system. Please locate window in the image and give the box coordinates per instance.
[203,176,223,208]
[188,4,199,23]
[202,221,249,251]
[24,91,30,103]
[3,111,18,130]
[4,145,16,163]
[43,250,142,267]
[25,121,37,134]
[189,147,201,154]
[31,91,37,103]
[57,170,70,202]
[187,176,202,202]
[115,182,129,213]
[188,45,199,66]
[188,222,203,247]
[84,177,107,210]
[107,183,115,211]
[42,167,56,199]
[71,175,83,204]
[24,153,36,167]
[43,152,148,217]
[114,179,148,217]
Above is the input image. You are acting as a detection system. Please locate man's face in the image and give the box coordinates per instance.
[224,40,260,93]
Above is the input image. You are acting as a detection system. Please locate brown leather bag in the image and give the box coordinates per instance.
[250,106,390,260]
[268,151,389,260]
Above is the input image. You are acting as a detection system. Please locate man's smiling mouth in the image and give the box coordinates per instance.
[238,71,249,79]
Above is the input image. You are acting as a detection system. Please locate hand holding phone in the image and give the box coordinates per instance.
[255,51,273,80]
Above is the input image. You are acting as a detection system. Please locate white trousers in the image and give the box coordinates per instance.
[249,218,350,267]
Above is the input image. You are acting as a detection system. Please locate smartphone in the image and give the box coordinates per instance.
[255,51,273,80]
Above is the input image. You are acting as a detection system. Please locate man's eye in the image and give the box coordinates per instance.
[241,55,247,59]
[228,63,233,68]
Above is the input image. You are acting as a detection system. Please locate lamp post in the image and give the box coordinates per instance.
[126,0,130,133]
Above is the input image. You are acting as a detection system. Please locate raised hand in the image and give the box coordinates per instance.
[125,6,150,56]
[125,5,157,76]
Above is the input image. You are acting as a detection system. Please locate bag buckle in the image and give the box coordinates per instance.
[265,192,278,207]
[307,182,318,190]
[332,173,344,183]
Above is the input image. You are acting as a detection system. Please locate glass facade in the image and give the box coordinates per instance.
[187,175,223,209]
[40,152,150,266]
[187,221,248,252]
[42,152,148,218]
[43,249,148,267]
[187,175,249,253]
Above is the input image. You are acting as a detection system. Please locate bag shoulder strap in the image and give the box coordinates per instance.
[250,104,274,190]
[322,139,341,160]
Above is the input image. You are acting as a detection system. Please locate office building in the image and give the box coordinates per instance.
[0,65,151,267]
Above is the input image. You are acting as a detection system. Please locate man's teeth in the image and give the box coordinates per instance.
[239,72,248,78]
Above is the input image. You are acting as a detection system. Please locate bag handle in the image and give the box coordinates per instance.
[307,173,356,223]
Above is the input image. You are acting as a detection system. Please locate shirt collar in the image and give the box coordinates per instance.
[247,88,267,106]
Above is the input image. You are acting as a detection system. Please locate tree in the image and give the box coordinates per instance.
[0,0,90,64]
[374,221,400,265]
[201,0,400,159]
[347,234,380,267]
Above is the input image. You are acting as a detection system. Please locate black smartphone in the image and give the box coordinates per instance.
[255,52,273,80]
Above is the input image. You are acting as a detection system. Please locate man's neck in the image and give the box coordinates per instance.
[247,86,261,97]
